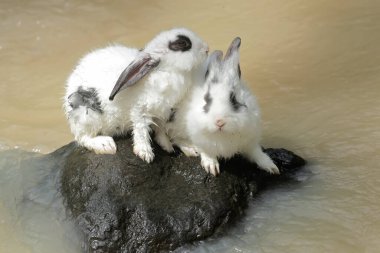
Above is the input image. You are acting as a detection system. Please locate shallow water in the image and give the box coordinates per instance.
[1,0,380,252]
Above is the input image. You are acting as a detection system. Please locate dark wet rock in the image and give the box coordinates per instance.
[60,136,305,253]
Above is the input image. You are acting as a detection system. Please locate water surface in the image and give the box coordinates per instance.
[1,0,380,252]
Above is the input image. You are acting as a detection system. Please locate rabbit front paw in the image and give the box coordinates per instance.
[200,153,220,176]
[179,146,200,157]
[248,147,280,175]
[154,131,175,153]
[133,143,154,163]
[84,136,117,154]
[258,158,280,174]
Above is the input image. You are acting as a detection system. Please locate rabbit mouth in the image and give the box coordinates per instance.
[210,126,230,134]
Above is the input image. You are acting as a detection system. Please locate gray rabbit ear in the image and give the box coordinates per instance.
[109,53,160,100]
[209,50,223,64]
[224,37,241,61]
[224,37,242,79]
[204,50,223,79]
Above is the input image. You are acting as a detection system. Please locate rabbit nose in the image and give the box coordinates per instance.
[215,119,226,129]
[205,46,209,54]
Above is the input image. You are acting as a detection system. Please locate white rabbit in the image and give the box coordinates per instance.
[163,38,279,176]
[63,28,209,162]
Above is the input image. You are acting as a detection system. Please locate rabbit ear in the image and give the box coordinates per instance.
[224,37,241,61]
[204,50,223,79]
[109,53,160,100]
[209,50,223,64]
[224,37,242,79]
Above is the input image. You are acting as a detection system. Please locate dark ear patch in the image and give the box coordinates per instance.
[238,64,241,78]
[169,35,192,52]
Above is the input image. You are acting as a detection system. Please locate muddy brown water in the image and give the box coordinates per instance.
[1,0,380,252]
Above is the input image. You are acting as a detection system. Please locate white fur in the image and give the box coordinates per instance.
[63,28,208,162]
[164,44,279,176]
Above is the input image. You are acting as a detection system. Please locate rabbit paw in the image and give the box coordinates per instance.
[256,156,280,174]
[200,154,220,176]
[248,147,280,175]
[260,161,280,174]
[87,136,117,155]
[180,146,200,157]
[154,132,174,153]
[133,143,154,163]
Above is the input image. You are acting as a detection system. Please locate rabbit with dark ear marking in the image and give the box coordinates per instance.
[164,38,279,176]
[63,28,209,162]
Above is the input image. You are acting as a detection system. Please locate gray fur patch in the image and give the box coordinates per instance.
[167,108,177,123]
[229,91,247,111]
[211,76,218,83]
[203,89,212,113]
[205,69,209,79]
[68,86,103,114]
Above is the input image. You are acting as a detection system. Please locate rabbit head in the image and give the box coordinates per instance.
[187,38,261,137]
[109,28,209,100]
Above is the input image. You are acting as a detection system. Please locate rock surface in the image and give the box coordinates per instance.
[60,136,305,253]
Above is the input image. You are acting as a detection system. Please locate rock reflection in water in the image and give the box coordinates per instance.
[0,148,81,253]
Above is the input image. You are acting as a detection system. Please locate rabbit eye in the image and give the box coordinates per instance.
[230,91,246,111]
[169,35,192,52]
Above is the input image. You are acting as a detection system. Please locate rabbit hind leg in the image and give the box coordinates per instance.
[66,95,117,154]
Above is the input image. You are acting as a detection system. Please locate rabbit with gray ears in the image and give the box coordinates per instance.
[163,38,279,176]
[63,28,209,162]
